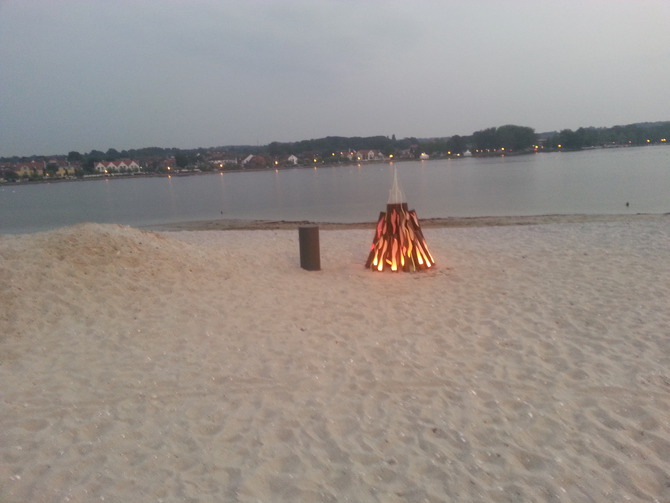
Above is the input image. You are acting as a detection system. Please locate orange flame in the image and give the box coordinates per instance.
[365,204,435,272]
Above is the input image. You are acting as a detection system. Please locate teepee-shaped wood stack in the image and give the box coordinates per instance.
[365,169,435,272]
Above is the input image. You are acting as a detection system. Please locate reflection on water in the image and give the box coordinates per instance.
[1,146,668,233]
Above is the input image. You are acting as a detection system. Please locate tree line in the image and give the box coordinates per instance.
[420,121,670,156]
[544,122,670,150]
[3,121,669,168]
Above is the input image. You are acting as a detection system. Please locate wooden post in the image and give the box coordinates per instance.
[299,225,320,271]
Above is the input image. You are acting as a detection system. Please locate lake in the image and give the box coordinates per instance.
[1,145,669,234]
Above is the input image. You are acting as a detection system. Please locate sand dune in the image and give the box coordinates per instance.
[1,216,669,502]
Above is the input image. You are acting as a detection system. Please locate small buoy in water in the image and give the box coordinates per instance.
[625,202,629,207]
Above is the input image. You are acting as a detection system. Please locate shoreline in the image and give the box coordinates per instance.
[147,212,668,231]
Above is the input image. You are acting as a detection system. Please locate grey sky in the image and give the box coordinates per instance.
[1,0,669,157]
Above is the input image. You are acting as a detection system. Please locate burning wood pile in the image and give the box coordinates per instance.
[365,169,435,272]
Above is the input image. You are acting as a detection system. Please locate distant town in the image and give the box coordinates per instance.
[1,121,668,184]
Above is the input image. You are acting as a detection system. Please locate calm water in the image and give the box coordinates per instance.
[1,146,669,234]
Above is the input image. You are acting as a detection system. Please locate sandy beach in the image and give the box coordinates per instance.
[1,214,669,502]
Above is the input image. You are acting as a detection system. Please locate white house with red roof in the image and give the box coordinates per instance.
[350,149,385,162]
[94,159,142,174]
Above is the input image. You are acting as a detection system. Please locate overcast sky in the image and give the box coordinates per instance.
[1,0,669,157]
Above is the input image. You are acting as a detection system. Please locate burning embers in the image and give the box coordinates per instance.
[365,170,435,272]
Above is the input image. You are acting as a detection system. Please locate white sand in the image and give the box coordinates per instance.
[1,216,669,502]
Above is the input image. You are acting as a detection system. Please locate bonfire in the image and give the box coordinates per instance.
[365,169,435,272]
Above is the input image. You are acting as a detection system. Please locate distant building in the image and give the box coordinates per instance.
[14,160,46,177]
[210,158,239,169]
[241,155,270,168]
[350,149,385,162]
[46,158,77,178]
[94,159,142,174]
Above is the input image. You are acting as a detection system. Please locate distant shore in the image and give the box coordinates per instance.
[0,158,406,186]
